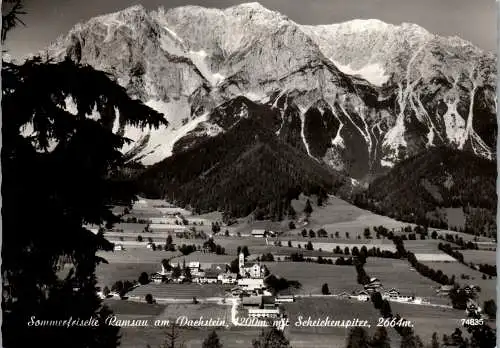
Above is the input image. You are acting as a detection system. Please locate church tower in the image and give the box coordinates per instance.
[238,252,245,276]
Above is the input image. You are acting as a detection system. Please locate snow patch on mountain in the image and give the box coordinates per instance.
[331,60,389,86]
[123,112,210,165]
[442,101,467,146]
[188,50,225,86]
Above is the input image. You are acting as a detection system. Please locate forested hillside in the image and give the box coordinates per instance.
[353,147,496,236]
[137,117,345,219]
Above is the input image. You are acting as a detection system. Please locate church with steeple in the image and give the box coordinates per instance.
[239,252,266,278]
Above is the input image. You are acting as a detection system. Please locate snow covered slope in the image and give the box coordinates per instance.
[35,3,496,176]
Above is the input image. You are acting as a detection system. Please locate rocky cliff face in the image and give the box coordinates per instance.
[39,2,496,178]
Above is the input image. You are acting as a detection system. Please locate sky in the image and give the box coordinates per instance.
[3,0,497,58]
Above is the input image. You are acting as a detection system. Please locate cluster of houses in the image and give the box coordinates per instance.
[333,278,430,304]
[150,262,238,285]
[149,252,270,290]
[435,284,480,296]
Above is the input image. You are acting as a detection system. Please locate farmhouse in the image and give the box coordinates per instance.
[364,278,382,292]
[275,295,295,303]
[436,285,454,296]
[336,292,352,299]
[149,217,178,224]
[151,273,166,284]
[148,224,187,233]
[197,270,219,284]
[251,229,270,238]
[238,278,266,291]
[356,290,370,302]
[218,272,238,285]
[383,288,400,298]
[248,307,280,319]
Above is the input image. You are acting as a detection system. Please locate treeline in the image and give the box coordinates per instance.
[438,233,478,250]
[351,147,496,237]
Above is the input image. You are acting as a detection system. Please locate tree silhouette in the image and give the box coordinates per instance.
[252,324,290,348]
[2,55,165,348]
[370,327,390,348]
[304,199,313,217]
[202,330,223,348]
[346,327,369,348]
[160,324,185,348]
[321,283,330,295]
[2,0,26,43]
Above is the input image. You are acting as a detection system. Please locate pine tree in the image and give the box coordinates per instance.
[321,283,330,295]
[370,327,391,348]
[304,199,313,217]
[431,332,440,348]
[160,324,184,348]
[2,54,165,348]
[202,330,223,348]
[346,327,370,348]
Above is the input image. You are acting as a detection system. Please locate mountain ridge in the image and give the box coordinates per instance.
[23,2,496,179]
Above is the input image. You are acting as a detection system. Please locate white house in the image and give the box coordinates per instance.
[151,273,165,284]
[218,272,238,284]
[149,224,187,233]
[248,307,280,319]
[356,290,370,302]
[383,288,400,299]
[364,277,382,292]
[276,295,295,303]
[238,278,265,291]
[149,217,177,224]
[251,229,267,238]
[198,270,219,284]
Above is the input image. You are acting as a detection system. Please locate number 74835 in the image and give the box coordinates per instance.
[461,318,484,326]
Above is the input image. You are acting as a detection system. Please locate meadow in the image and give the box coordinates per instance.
[460,250,496,264]
[127,283,229,300]
[363,258,448,304]
[388,302,468,338]
[283,297,402,347]
[260,262,359,295]
[421,261,496,304]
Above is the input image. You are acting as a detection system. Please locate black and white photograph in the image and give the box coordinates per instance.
[1,0,498,347]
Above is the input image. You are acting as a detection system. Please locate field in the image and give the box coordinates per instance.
[127,283,229,300]
[388,302,471,337]
[363,258,449,304]
[169,253,235,266]
[261,262,359,295]
[283,297,399,347]
[421,261,496,303]
[460,250,496,264]
[97,262,160,288]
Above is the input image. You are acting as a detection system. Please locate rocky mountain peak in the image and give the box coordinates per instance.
[31,2,496,175]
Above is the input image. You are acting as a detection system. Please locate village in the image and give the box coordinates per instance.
[86,196,496,347]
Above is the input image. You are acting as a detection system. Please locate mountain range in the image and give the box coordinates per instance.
[34,2,496,181]
[16,2,497,227]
